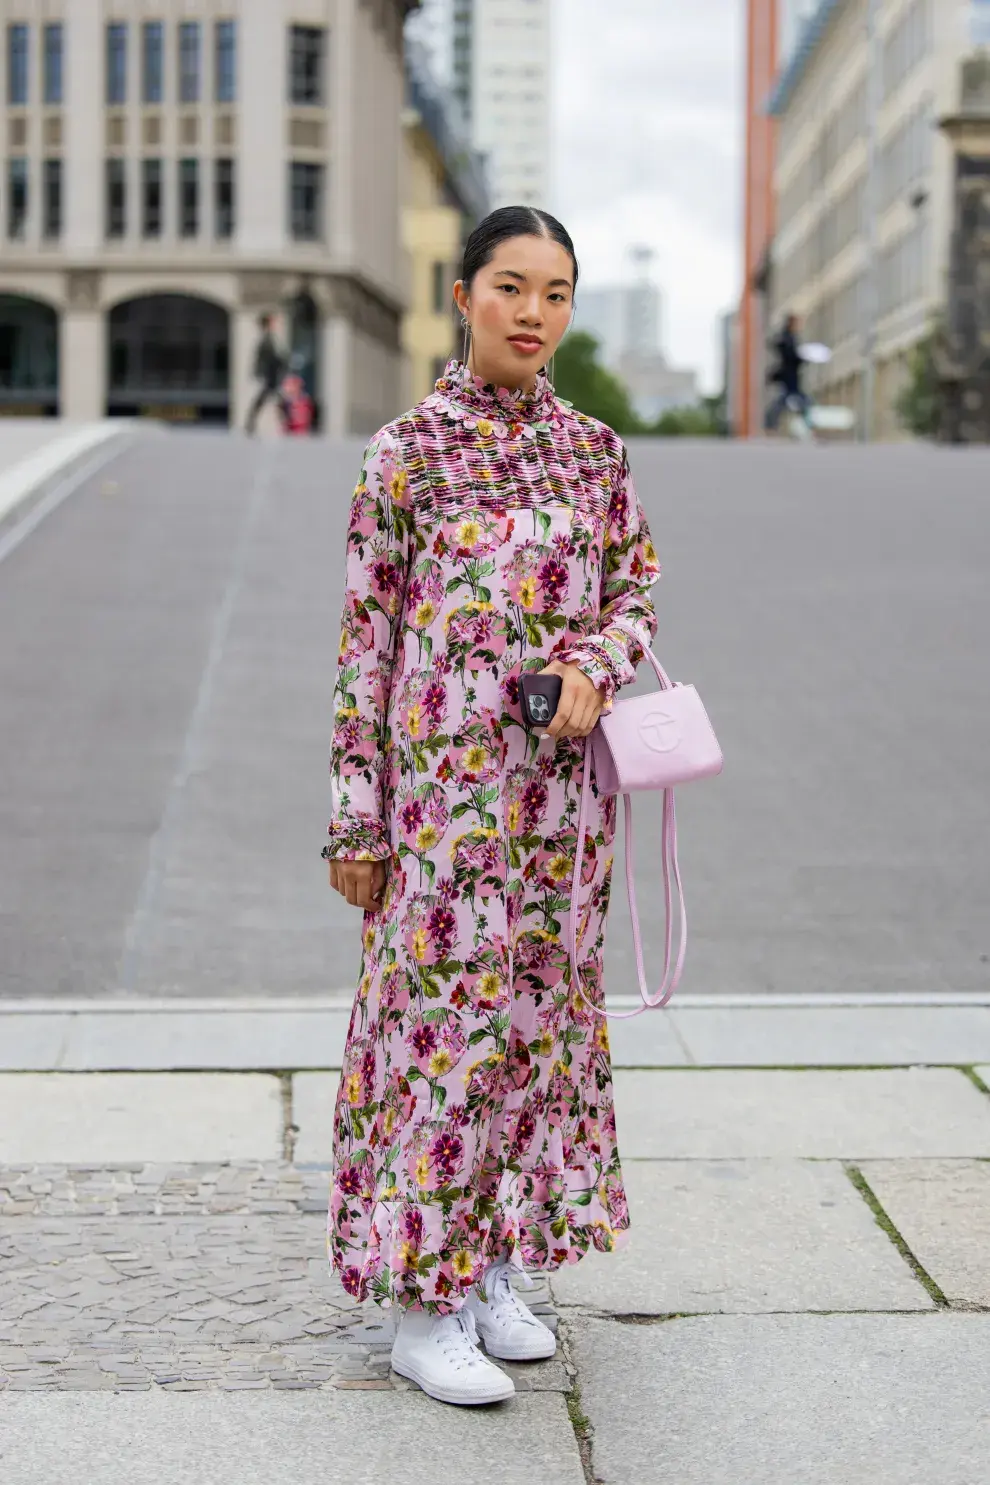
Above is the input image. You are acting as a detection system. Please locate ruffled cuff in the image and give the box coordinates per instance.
[322,815,391,862]
[557,640,620,715]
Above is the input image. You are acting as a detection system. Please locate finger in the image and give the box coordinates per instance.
[343,871,361,907]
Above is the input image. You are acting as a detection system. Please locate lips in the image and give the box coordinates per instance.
[508,336,544,354]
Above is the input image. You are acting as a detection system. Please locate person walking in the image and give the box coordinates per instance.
[322,205,661,1407]
[765,311,811,434]
[245,312,287,434]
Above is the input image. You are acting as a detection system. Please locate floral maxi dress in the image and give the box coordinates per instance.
[323,360,661,1313]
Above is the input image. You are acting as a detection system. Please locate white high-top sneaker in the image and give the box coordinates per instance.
[390,1307,516,1406]
[465,1261,557,1361]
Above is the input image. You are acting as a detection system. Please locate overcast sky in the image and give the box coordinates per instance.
[550,0,743,391]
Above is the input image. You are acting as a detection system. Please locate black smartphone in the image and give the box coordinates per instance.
[519,673,563,731]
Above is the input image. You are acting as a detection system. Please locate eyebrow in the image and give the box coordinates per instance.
[493,269,573,289]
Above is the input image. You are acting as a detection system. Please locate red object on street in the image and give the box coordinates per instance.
[282,373,314,434]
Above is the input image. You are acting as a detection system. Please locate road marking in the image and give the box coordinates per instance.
[0,432,134,567]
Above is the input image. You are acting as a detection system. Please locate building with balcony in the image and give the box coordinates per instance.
[0,0,418,434]
[767,0,972,437]
[401,32,487,404]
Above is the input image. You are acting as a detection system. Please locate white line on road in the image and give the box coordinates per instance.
[3,991,990,1014]
[0,430,135,567]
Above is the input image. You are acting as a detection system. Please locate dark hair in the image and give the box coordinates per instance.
[258,312,273,330]
[461,206,579,293]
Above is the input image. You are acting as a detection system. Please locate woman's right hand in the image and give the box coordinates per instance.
[327,859,388,914]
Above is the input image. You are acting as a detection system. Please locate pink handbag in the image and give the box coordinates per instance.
[568,618,723,1019]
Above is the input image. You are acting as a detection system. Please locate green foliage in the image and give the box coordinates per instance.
[651,395,724,438]
[552,331,644,434]
[895,330,941,439]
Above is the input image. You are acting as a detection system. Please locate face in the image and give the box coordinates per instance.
[453,234,575,390]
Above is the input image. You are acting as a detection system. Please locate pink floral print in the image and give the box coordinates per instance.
[324,360,660,1313]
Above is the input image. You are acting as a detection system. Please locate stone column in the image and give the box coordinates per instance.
[61,272,105,421]
[322,314,351,439]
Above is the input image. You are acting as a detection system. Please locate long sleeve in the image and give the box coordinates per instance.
[557,444,661,713]
[322,428,415,862]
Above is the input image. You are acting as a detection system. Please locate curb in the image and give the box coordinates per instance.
[0,423,143,557]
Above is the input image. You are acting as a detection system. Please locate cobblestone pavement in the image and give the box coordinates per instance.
[0,1164,564,1394]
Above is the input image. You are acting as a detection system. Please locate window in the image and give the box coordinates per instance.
[214,158,235,238]
[42,159,61,238]
[142,158,163,237]
[178,21,201,104]
[8,23,28,105]
[215,20,236,103]
[290,161,323,240]
[289,26,325,105]
[106,23,127,105]
[106,158,127,237]
[143,22,164,104]
[7,157,28,238]
[432,262,448,314]
[43,24,63,105]
[179,157,199,236]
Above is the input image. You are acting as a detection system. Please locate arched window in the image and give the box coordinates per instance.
[107,294,230,423]
[0,295,59,415]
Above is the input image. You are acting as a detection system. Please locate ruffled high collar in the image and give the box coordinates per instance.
[425,358,565,441]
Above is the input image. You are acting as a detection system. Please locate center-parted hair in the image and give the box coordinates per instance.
[461,206,579,294]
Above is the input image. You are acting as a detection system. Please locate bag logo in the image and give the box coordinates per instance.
[640,709,681,753]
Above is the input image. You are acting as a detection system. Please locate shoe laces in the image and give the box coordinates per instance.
[434,1309,486,1370]
[486,1264,542,1328]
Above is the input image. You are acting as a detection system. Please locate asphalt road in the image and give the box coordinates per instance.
[1,431,987,1002]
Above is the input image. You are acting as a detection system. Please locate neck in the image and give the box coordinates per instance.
[465,348,540,395]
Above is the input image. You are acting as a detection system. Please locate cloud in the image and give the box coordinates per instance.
[550,0,743,389]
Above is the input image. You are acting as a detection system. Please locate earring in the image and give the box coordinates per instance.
[547,353,556,389]
[461,316,471,369]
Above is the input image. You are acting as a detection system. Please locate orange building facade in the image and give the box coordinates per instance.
[736,0,780,437]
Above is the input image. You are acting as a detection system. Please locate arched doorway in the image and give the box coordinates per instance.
[107,294,230,424]
[286,291,321,431]
[0,295,59,416]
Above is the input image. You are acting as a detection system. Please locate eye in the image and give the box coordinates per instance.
[549,293,568,303]
[497,283,519,294]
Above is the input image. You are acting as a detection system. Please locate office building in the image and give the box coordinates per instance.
[0,0,418,434]
[767,0,971,437]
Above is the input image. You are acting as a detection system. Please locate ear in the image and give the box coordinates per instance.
[453,280,470,319]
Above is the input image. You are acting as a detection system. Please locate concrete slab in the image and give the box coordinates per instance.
[0,1073,283,1163]
[601,1012,690,1067]
[55,1010,350,1071]
[569,1312,990,1485]
[613,1068,990,1159]
[0,1391,584,1485]
[670,1004,990,1066]
[292,1071,339,1165]
[0,1014,71,1070]
[859,1158,990,1307]
[550,1158,929,1314]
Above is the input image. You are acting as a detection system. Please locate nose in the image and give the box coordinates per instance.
[517,293,544,327]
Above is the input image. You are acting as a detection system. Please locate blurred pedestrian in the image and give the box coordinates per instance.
[245,313,287,434]
[281,371,314,434]
[323,205,661,1407]
[766,312,811,433]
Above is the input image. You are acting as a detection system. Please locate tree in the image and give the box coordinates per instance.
[895,329,941,439]
[651,396,723,437]
[551,331,643,434]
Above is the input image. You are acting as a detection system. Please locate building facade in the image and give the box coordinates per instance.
[574,276,698,422]
[736,0,780,437]
[401,31,487,404]
[0,0,417,434]
[767,0,972,437]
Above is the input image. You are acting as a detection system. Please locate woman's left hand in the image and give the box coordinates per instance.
[538,661,607,740]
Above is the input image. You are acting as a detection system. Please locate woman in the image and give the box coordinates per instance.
[323,205,660,1407]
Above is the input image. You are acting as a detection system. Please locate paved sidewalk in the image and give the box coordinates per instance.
[1,1005,990,1483]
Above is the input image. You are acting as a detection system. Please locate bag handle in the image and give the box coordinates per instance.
[566,617,688,1019]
